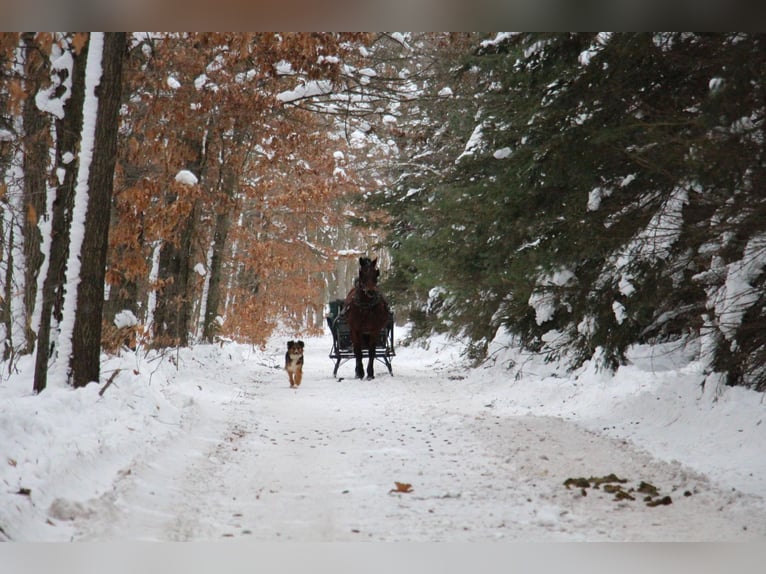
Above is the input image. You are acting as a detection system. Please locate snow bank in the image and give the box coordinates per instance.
[0,352,184,540]
[477,332,766,499]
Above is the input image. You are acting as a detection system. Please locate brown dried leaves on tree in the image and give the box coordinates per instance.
[108,33,373,347]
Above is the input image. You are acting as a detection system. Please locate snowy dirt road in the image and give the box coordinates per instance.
[66,334,765,542]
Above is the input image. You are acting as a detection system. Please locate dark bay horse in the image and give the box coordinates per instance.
[344,257,390,379]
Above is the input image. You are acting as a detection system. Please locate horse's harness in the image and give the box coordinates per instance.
[342,274,386,313]
[352,284,384,310]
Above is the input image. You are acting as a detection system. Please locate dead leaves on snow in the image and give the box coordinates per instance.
[564,474,677,507]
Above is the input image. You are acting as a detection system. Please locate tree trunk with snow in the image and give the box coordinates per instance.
[20,33,52,355]
[176,198,199,347]
[33,36,89,394]
[153,205,198,348]
[70,32,126,388]
[1,227,15,362]
[154,198,203,348]
[0,44,12,361]
[153,141,203,348]
[202,168,235,343]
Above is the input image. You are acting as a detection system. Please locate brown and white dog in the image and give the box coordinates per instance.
[285,340,304,388]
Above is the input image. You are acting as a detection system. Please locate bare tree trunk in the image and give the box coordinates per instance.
[153,240,177,344]
[153,134,203,348]
[2,227,14,362]
[0,53,12,361]
[203,169,235,342]
[70,32,126,388]
[202,208,231,341]
[153,203,199,347]
[21,32,52,355]
[176,198,198,347]
[33,36,89,394]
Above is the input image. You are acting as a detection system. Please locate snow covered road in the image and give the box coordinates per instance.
[61,334,765,542]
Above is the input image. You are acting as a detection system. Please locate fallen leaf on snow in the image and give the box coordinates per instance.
[389,481,413,494]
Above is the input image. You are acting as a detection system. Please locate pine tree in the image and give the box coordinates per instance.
[375,32,766,390]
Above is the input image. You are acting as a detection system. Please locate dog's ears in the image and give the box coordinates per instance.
[287,340,294,348]
[297,340,304,348]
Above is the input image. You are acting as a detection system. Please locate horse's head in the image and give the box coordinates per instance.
[358,257,380,298]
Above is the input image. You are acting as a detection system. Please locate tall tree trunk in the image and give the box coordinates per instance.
[153,207,199,347]
[176,199,199,347]
[0,71,11,362]
[203,169,235,342]
[33,35,89,394]
[2,227,14,362]
[70,32,126,388]
[153,134,203,348]
[153,240,178,345]
[103,155,147,324]
[21,32,52,355]
[154,215,197,347]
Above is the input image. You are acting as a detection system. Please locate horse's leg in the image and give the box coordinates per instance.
[351,329,365,379]
[367,335,376,380]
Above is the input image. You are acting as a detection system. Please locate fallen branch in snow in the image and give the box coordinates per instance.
[98,369,121,397]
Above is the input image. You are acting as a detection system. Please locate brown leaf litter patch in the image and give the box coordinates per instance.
[564,473,680,507]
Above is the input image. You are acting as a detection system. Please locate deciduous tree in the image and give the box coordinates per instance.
[70,32,126,387]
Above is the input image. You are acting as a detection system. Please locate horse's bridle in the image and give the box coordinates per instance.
[352,259,383,309]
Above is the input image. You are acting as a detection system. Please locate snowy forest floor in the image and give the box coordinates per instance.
[2,327,766,542]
